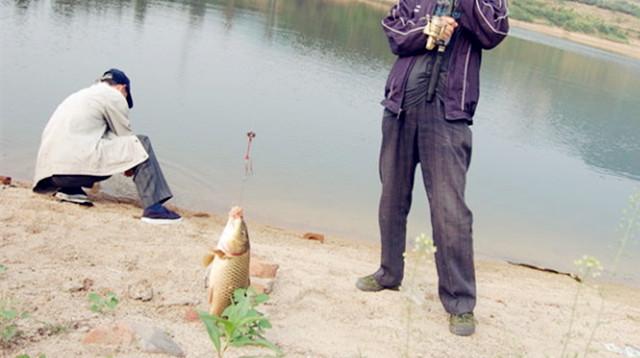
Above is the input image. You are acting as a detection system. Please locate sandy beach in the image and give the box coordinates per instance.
[1,182,639,358]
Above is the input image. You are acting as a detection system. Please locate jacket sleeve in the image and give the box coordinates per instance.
[381,0,429,57]
[103,95,134,137]
[457,0,509,49]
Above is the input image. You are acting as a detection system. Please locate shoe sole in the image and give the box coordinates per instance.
[54,192,93,206]
[449,325,475,336]
[141,217,183,225]
[355,279,399,292]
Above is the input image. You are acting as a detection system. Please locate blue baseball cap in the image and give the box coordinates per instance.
[100,68,134,108]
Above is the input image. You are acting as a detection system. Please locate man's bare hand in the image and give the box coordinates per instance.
[439,16,458,42]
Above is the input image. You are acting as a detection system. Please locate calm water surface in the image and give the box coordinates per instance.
[1,0,639,284]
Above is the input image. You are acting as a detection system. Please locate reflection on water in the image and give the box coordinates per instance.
[1,0,639,284]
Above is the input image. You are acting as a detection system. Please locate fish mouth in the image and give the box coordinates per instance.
[229,206,243,220]
[217,206,250,255]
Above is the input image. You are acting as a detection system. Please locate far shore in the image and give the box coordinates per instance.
[353,0,640,60]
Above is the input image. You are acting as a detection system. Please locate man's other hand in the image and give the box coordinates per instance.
[439,16,458,42]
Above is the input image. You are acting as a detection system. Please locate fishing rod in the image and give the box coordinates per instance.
[424,0,457,102]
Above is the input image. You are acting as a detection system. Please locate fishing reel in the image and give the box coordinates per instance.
[424,15,446,51]
[424,0,453,51]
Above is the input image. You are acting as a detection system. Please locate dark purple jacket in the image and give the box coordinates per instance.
[380,0,509,121]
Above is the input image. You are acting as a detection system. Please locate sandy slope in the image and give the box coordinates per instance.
[1,184,639,358]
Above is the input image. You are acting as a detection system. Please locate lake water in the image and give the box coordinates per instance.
[1,0,639,284]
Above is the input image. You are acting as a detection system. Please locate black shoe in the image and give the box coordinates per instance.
[54,187,92,206]
[449,312,476,336]
[355,274,399,292]
[141,205,182,224]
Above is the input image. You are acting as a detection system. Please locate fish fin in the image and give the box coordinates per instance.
[202,252,215,267]
[202,249,227,266]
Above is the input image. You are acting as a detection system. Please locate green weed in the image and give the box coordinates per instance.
[561,255,603,357]
[15,354,46,358]
[1,298,29,347]
[400,233,436,358]
[198,287,281,358]
[562,189,640,357]
[87,292,119,314]
[0,264,7,274]
[581,190,640,357]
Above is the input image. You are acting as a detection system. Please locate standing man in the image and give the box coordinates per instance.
[33,69,182,224]
[356,0,508,336]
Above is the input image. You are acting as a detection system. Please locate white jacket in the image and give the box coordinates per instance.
[33,82,148,188]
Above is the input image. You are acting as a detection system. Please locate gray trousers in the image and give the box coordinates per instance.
[42,135,173,208]
[373,99,476,315]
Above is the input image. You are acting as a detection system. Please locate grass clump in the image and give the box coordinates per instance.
[87,292,119,314]
[1,298,29,348]
[567,0,640,18]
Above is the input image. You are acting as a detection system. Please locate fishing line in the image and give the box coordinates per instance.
[237,130,256,209]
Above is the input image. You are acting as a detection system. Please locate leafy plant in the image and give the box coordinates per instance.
[0,264,6,274]
[87,292,119,314]
[198,287,282,358]
[15,354,46,358]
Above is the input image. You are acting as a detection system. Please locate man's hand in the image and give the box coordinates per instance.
[438,16,458,42]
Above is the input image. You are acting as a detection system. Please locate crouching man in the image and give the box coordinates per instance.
[33,68,181,224]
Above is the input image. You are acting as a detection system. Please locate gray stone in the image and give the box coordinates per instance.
[129,322,185,357]
[128,279,153,302]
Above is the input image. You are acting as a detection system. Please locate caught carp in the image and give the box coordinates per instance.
[203,206,251,316]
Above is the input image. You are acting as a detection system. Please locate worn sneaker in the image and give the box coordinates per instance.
[141,205,182,224]
[355,274,399,292]
[449,312,476,336]
[54,187,93,206]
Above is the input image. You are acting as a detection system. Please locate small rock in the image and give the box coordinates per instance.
[250,277,275,294]
[64,281,85,293]
[66,278,94,292]
[129,322,185,357]
[82,278,94,291]
[192,212,210,218]
[128,279,153,302]
[0,176,11,185]
[184,307,200,323]
[83,321,185,357]
[302,232,325,243]
[250,259,279,279]
[82,322,136,345]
